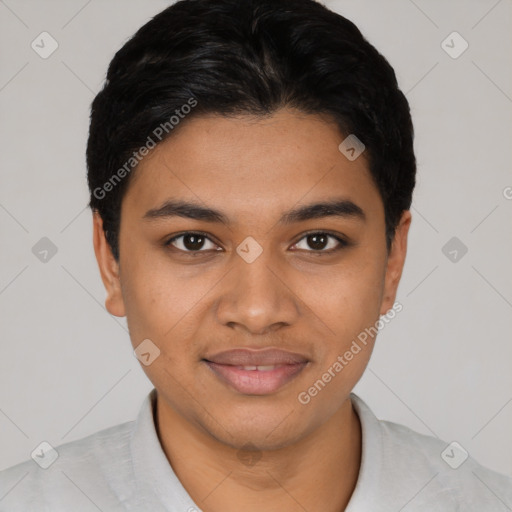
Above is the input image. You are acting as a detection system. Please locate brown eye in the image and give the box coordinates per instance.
[306,233,329,250]
[292,232,348,252]
[165,232,219,252]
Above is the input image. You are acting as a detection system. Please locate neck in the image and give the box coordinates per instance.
[155,395,362,512]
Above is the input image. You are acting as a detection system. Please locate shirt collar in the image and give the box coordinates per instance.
[129,388,203,511]
[345,392,384,510]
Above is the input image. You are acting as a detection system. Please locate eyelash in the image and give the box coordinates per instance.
[164,230,349,255]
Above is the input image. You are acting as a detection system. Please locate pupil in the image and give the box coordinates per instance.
[308,234,327,250]
[184,234,204,250]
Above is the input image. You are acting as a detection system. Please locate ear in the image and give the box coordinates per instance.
[92,210,126,317]
[379,210,412,316]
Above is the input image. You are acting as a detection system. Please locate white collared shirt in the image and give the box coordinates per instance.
[1,389,511,511]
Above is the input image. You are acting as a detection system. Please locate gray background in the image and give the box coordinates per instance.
[1,0,511,478]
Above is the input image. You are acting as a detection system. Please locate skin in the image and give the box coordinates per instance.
[93,107,411,512]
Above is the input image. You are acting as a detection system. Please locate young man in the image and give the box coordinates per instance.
[1,0,511,510]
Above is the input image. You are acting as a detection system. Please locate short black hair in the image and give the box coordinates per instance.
[87,0,416,261]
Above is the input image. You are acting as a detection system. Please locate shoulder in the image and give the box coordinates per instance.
[350,394,512,511]
[0,420,135,512]
[383,418,512,506]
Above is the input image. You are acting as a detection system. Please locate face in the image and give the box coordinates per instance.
[93,107,410,451]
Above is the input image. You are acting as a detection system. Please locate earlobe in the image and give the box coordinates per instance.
[92,211,126,318]
[379,210,412,316]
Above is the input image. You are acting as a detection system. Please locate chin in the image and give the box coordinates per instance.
[203,407,308,452]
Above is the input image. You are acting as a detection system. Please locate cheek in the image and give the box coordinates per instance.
[120,255,178,344]
[302,256,385,343]
[298,264,383,412]
[121,255,213,354]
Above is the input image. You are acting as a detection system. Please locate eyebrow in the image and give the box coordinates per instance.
[143,198,366,225]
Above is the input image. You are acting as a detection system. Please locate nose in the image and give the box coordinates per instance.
[214,247,300,336]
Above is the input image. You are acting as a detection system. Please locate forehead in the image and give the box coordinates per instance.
[122,108,382,223]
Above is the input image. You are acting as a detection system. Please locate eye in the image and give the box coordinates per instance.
[165,232,221,252]
[164,230,349,255]
[291,231,348,253]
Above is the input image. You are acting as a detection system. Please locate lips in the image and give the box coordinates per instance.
[203,348,309,395]
[204,348,308,366]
